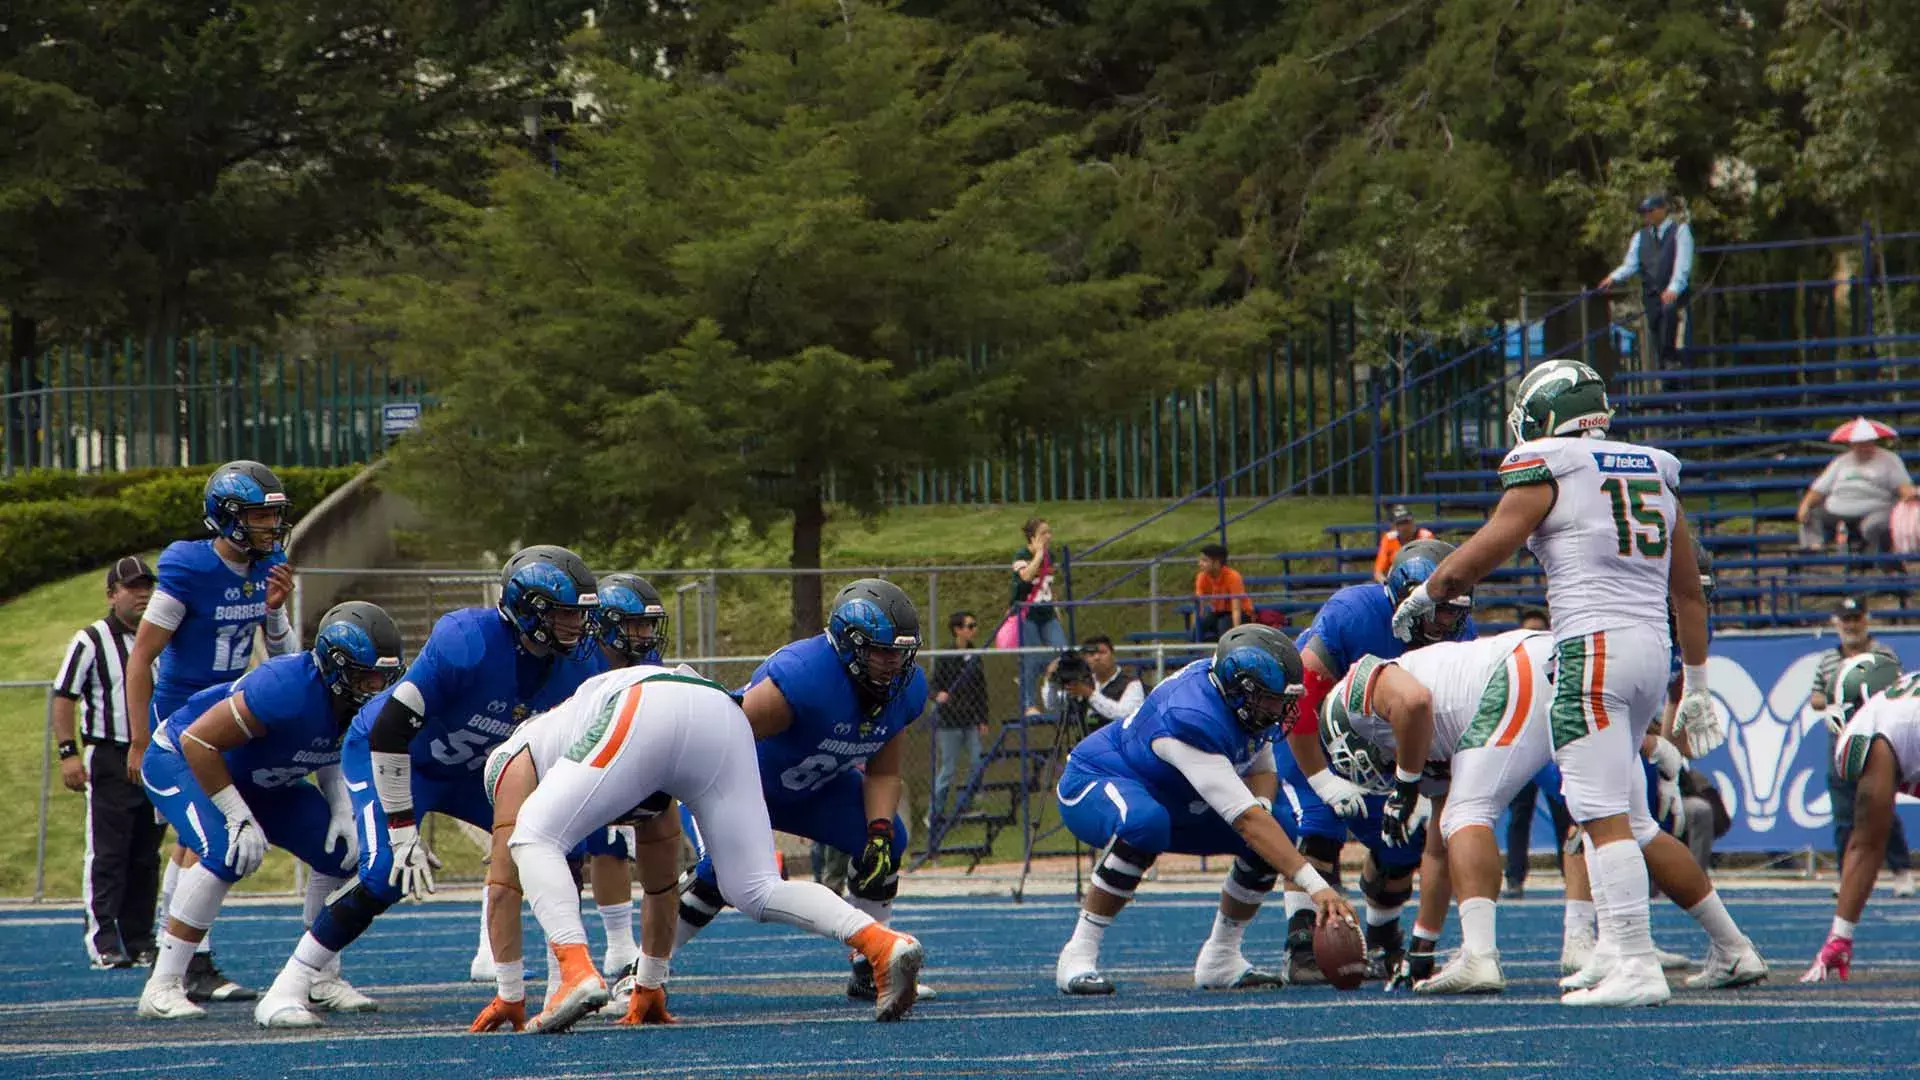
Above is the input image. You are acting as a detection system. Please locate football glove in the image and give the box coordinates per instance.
[1381,780,1424,848]
[1389,583,1435,644]
[1307,769,1369,818]
[1675,689,1725,758]
[850,819,897,897]
[1654,776,1686,839]
[387,823,437,901]
[209,786,267,878]
[617,984,677,1026]
[469,996,527,1032]
[1384,949,1435,992]
[1800,935,1852,983]
[1647,736,1684,782]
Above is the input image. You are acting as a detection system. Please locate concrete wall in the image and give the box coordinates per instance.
[286,459,423,635]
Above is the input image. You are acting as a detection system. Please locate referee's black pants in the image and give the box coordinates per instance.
[82,741,166,963]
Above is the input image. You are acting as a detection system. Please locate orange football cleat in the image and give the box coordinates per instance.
[848,923,924,1022]
[530,943,609,1035]
[616,983,677,1026]
[469,996,527,1033]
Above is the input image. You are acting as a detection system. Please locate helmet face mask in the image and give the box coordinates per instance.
[597,574,669,664]
[1385,539,1472,646]
[498,546,600,661]
[203,461,292,560]
[313,601,406,708]
[1319,698,1394,794]
[828,579,922,704]
[1208,625,1305,735]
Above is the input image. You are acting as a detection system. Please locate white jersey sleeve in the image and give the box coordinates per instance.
[1837,689,1920,793]
[1509,437,1680,641]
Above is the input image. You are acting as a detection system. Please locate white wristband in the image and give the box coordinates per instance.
[1395,766,1423,786]
[1682,664,1709,696]
[1306,770,1346,800]
[1291,864,1330,894]
[1832,916,1856,940]
[495,958,525,1003]
[208,784,252,824]
[636,953,670,989]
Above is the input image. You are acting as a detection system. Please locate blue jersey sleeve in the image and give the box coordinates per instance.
[153,542,198,610]
[761,640,830,717]
[1300,591,1360,673]
[899,668,929,724]
[236,655,315,731]
[1158,704,1242,759]
[403,615,488,718]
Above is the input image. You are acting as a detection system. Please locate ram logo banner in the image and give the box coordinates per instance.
[1515,631,1920,852]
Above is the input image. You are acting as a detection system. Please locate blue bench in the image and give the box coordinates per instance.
[1429,453,1920,488]
[1325,517,1486,538]
[1611,402,1920,430]
[1243,572,1372,590]
[1613,356,1914,384]
[1716,608,1920,629]
[1695,532,1802,553]
[1381,479,1806,511]
[1619,380,1920,409]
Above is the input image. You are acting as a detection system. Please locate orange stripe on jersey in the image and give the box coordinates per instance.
[589,685,645,768]
[1498,457,1547,473]
[1494,645,1534,747]
[1587,633,1611,732]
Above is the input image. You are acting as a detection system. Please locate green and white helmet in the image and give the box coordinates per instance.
[1827,651,1902,741]
[1506,359,1614,444]
[1319,687,1394,795]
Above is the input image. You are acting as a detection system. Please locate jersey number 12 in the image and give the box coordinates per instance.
[1601,477,1669,558]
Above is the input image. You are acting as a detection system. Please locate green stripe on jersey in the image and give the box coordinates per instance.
[1499,463,1552,488]
[1457,662,1511,753]
[1550,637,1591,751]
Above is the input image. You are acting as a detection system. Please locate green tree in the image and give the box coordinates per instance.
[356,1,1202,638]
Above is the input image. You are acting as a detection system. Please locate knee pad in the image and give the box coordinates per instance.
[1439,798,1495,841]
[1092,839,1158,901]
[1299,832,1343,872]
[1360,859,1413,910]
[310,882,394,952]
[1223,855,1278,906]
[677,868,727,929]
[168,862,233,931]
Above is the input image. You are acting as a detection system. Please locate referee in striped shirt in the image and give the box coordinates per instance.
[52,556,167,969]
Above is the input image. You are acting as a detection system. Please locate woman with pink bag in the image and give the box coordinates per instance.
[994,518,1070,712]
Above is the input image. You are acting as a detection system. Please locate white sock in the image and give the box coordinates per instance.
[476,885,494,960]
[149,930,197,990]
[597,902,636,961]
[1593,840,1654,959]
[1459,897,1497,956]
[159,859,180,923]
[847,895,891,926]
[1364,901,1404,928]
[305,873,345,929]
[1067,910,1113,957]
[1686,891,1747,951]
[1284,890,1311,921]
[512,842,590,948]
[1206,909,1249,951]
[284,934,335,993]
[1564,899,1597,943]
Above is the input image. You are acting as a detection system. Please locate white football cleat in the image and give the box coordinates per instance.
[1562,954,1670,1007]
[1415,950,1506,995]
[1192,942,1285,990]
[1652,941,1691,970]
[137,981,207,1020]
[309,973,378,1013]
[1559,933,1597,977]
[256,970,324,1029]
[1894,870,1916,898]
[469,948,497,984]
[1560,944,1614,991]
[1685,941,1769,989]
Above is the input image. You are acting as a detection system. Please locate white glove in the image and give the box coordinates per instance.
[1647,735,1684,782]
[1390,583,1435,644]
[1825,706,1848,738]
[1675,689,1724,758]
[1655,776,1687,838]
[1307,769,1370,818]
[210,786,268,878]
[387,823,437,901]
[315,767,359,871]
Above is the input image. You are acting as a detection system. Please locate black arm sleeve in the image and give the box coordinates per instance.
[367,693,426,754]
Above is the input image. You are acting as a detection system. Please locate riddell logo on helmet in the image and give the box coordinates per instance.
[1575,415,1609,430]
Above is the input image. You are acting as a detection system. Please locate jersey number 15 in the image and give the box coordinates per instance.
[1601,478,1669,558]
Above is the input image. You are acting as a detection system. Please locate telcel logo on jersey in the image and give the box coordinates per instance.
[1593,451,1655,474]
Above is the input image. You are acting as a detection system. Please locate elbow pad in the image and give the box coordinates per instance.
[367,688,425,755]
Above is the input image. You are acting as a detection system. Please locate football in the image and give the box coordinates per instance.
[1313,916,1369,991]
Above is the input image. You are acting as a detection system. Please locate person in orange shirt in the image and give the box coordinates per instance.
[1373,505,1436,583]
[1194,544,1253,641]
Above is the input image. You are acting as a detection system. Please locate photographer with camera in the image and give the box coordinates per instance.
[1040,636,1145,730]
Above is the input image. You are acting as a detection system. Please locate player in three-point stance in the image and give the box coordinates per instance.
[1052,625,1357,996]
[1281,540,1476,986]
[136,603,405,1019]
[1804,652,1910,983]
[478,663,926,1032]
[253,546,606,1028]
[125,460,300,1004]
[674,579,930,1003]
[1392,359,1763,1006]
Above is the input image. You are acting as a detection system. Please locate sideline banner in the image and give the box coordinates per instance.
[1515,631,1920,853]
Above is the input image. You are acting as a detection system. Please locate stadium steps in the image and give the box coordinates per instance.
[328,566,490,651]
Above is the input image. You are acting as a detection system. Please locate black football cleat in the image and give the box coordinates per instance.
[185,952,256,1003]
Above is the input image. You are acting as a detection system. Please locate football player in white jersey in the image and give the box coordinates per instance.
[477,663,924,1033]
[1392,359,1763,1006]
[1804,652,1908,983]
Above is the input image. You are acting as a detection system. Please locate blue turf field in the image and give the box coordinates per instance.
[1,887,1917,1079]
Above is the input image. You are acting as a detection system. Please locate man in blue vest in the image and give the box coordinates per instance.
[1597,192,1694,365]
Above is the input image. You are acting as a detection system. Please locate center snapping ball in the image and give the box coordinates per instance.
[1313,916,1368,991]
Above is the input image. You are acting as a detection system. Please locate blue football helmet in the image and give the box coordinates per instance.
[1209,624,1305,735]
[1385,538,1473,646]
[498,545,599,660]
[313,601,406,707]
[203,460,291,559]
[826,579,921,704]
[598,573,668,664]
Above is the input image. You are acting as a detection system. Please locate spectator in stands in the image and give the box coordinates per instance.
[1812,598,1916,896]
[1011,517,1068,709]
[1041,635,1145,728]
[1372,504,1436,584]
[1193,543,1252,641]
[1517,608,1549,632]
[929,611,990,829]
[1797,427,1916,555]
[1596,191,1694,365]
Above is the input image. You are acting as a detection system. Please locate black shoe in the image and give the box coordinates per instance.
[1383,949,1435,992]
[131,946,158,968]
[1502,882,1525,900]
[847,954,877,1001]
[1363,921,1405,981]
[1061,972,1116,995]
[91,948,134,971]
[185,952,256,1003]
[1284,917,1324,985]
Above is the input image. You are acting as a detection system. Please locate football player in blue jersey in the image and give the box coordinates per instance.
[467,573,671,998]
[125,460,299,1004]
[136,603,405,1020]
[675,579,928,1002]
[1281,539,1475,986]
[1052,625,1356,995]
[253,545,607,1028]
